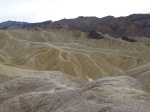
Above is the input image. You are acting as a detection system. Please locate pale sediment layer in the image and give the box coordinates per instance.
[0,29,150,82]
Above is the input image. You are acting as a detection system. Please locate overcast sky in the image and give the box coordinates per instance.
[0,0,150,22]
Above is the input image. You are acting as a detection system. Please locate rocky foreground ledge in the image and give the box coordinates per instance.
[0,71,150,112]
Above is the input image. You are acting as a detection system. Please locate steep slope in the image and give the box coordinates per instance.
[0,29,150,82]
[122,64,150,93]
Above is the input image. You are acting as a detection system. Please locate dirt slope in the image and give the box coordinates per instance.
[0,73,150,112]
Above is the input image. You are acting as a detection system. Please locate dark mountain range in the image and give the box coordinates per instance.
[0,20,27,28]
[21,20,52,29]
[0,14,150,38]
[52,14,150,38]
[0,20,52,29]
[51,16,100,31]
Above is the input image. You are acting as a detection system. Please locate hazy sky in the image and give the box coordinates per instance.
[0,0,150,22]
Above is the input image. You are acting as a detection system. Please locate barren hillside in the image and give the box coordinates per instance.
[0,29,150,81]
[0,29,150,112]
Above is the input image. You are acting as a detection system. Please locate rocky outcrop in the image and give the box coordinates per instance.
[0,74,150,112]
[88,30,104,39]
[121,36,137,42]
